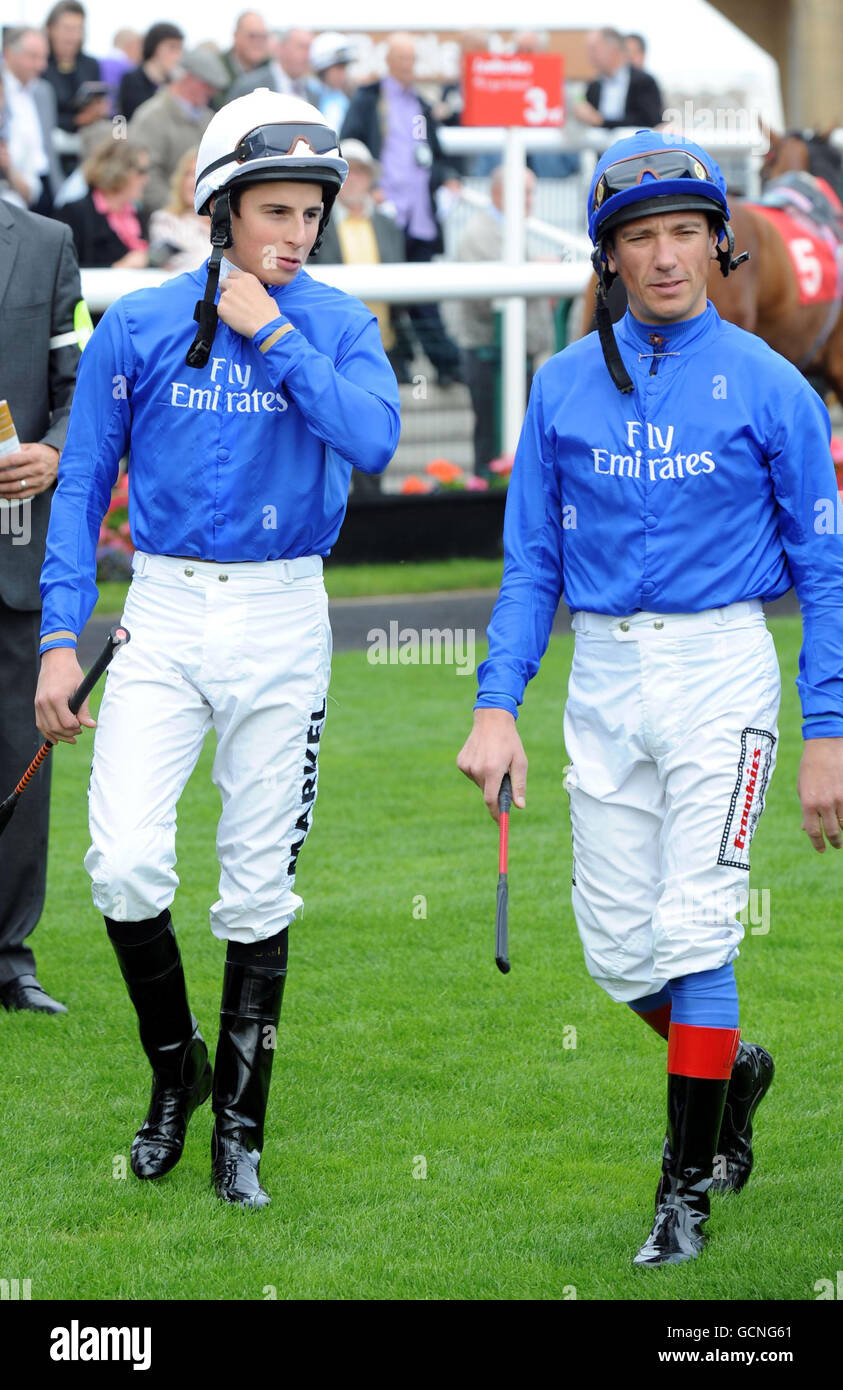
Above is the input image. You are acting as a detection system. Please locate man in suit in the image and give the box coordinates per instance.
[0,199,82,1012]
[226,28,320,106]
[574,27,663,131]
[341,32,462,386]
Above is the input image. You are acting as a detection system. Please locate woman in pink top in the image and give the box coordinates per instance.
[56,138,150,272]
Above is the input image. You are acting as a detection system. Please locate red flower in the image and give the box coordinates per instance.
[401,475,435,495]
[425,458,464,484]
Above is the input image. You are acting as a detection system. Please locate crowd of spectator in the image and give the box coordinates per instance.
[0,10,664,469]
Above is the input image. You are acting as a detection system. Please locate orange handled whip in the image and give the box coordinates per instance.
[0,625,130,838]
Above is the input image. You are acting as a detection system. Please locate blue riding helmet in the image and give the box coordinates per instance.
[588,129,731,245]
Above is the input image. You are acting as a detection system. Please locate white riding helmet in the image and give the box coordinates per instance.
[194,88,348,219]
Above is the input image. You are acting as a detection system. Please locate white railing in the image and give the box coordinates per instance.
[439,123,776,200]
[79,260,590,308]
[438,125,800,155]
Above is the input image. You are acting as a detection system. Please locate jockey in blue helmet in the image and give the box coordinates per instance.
[587,129,748,392]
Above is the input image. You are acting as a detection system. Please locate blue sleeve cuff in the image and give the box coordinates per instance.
[474,695,520,719]
[40,637,78,655]
[802,718,843,739]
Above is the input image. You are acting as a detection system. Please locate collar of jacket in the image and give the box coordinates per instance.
[615,301,718,355]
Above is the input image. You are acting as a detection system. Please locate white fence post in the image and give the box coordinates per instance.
[501,127,527,457]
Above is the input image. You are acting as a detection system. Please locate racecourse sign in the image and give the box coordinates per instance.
[461,53,564,127]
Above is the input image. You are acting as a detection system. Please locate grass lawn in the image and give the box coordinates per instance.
[0,616,840,1301]
[95,557,504,617]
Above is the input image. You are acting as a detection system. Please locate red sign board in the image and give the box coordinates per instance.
[461,53,565,128]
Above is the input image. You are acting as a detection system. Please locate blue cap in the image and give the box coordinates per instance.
[588,129,730,244]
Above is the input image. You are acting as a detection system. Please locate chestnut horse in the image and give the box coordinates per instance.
[576,132,843,401]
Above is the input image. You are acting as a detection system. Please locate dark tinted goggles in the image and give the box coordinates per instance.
[593,150,712,209]
[233,122,339,160]
[200,123,340,181]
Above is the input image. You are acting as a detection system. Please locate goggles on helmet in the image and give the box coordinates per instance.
[592,149,713,212]
[199,122,340,182]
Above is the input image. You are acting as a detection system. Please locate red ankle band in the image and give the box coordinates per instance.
[668,1023,741,1079]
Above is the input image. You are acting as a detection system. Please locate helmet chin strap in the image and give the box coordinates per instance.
[312,184,337,255]
[591,245,634,394]
[715,220,751,277]
[186,190,233,370]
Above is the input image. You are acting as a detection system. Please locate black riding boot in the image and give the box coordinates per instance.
[712,1040,775,1193]
[211,931,288,1209]
[655,1040,775,1200]
[634,1071,729,1267]
[106,911,212,1180]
